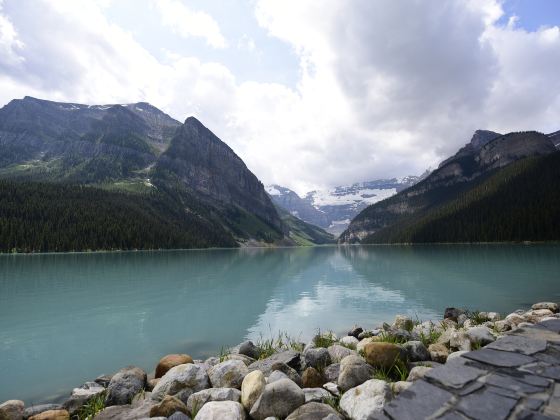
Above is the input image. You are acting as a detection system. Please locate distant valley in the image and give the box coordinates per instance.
[266,175,424,235]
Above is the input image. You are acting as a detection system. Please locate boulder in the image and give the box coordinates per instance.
[324,363,340,383]
[241,370,266,411]
[224,354,255,367]
[457,314,468,327]
[532,302,559,313]
[186,388,240,415]
[286,402,342,420]
[446,350,469,362]
[149,395,188,418]
[195,401,246,420]
[94,374,112,388]
[248,350,301,375]
[327,344,356,363]
[23,405,63,420]
[249,379,305,420]
[91,398,156,420]
[238,340,262,359]
[322,382,340,397]
[155,354,193,379]
[147,378,160,391]
[0,400,24,420]
[302,388,332,404]
[525,309,554,323]
[393,315,413,331]
[391,381,412,395]
[268,370,289,384]
[105,366,147,406]
[487,312,501,321]
[444,307,461,322]
[466,326,495,346]
[338,355,374,392]
[428,343,449,363]
[348,326,364,339]
[406,366,432,382]
[356,337,379,354]
[304,348,331,370]
[402,341,430,362]
[63,381,105,415]
[339,379,391,420]
[449,331,472,351]
[302,367,325,388]
[204,357,220,367]
[339,336,359,348]
[151,363,210,403]
[494,320,512,332]
[208,360,248,389]
[28,410,69,420]
[270,363,302,387]
[362,343,406,370]
[505,313,526,327]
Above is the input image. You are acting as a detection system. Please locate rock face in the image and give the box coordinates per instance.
[186,388,241,415]
[249,379,305,420]
[285,402,343,420]
[241,370,266,411]
[149,395,188,418]
[155,354,194,379]
[155,117,282,231]
[195,401,246,420]
[363,343,405,370]
[338,355,374,392]
[151,363,210,403]
[105,366,147,406]
[339,379,391,420]
[0,400,24,420]
[208,360,248,389]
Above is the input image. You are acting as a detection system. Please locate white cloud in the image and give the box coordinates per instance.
[0,0,559,195]
[154,0,227,48]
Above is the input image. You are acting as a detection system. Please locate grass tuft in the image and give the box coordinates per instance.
[77,391,106,420]
[255,330,303,359]
[313,329,338,348]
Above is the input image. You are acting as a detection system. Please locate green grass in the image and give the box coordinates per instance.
[465,310,486,326]
[324,395,341,412]
[255,330,304,359]
[375,332,408,345]
[372,357,410,382]
[313,330,338,348]
[338,341,357,350]
[219,346,231,362]
[419,329,442,347]
[77,391,106,420]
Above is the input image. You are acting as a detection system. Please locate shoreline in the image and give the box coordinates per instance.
[1,241,559,256]
[2,301,559,419]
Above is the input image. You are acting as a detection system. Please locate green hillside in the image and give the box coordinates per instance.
[0,180,237,252]
[364,152,560,243]
[276,205,336,245]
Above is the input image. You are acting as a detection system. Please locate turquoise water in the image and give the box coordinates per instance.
[1,245,559,404]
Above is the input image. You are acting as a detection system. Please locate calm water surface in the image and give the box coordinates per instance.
[1,245,559,403]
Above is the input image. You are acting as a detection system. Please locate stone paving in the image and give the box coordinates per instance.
[379,319,560,419]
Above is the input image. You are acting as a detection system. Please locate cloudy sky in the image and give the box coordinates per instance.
[0,0,559,193]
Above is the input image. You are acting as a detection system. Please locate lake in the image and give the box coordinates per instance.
[1,244,559,404]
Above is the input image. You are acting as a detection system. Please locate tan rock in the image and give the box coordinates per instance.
[406,366,431,382]
[302,367,324,388]
[146,377,159,391]
[450,331,471,351]
[393,315,413,331]
[155,354,193,379]
[29,410,69,420]
[391,381,412,395]
[505,313,525,327]
[363,343,405,370]
[532,302,559,313]
[0,400,24,420]
[428,343,449,363]
[357,337,380,353]
[241,370,265,410]
[149,395,188,417]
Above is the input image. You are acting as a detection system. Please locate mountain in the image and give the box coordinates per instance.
[267,176,423,235]
[275,205,335,246]
[548,130,560,148]
[0,96,306,251]
[340,130,558,243]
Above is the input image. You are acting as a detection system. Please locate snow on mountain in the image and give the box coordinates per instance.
[267,176,423,236]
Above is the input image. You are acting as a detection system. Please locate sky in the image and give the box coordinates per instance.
[0,0,559,194]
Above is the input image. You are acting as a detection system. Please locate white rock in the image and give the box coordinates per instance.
[393,315,413,331]
[186,387,241,415]
[249,379,305,420]
[151,363,209,402]
[391,381,412,395]
[466,326,496,346]
[406,366,432,382]
[241,370,265,411]
[340,336,359,348]
[339,379,391,420]
[195,401,246,420]
[302,388,332,403]
[450,331,472,351]
[323,382,340,397]
[357,337,377,354]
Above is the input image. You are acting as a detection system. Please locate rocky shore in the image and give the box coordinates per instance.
[1,302,559,420]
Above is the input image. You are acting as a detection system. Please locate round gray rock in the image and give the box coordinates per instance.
[249,378,305,420]
[304,348,331,370]
[402,341,430,362]
[208,360,248,389]
[286,402,343,420]
[338,355,373,392]
[105,366,147,406]
[186,387,240,415]
[339,379,391,420]
[327,344,356,363]
[151,363,209,402]
[238,340,262,359]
